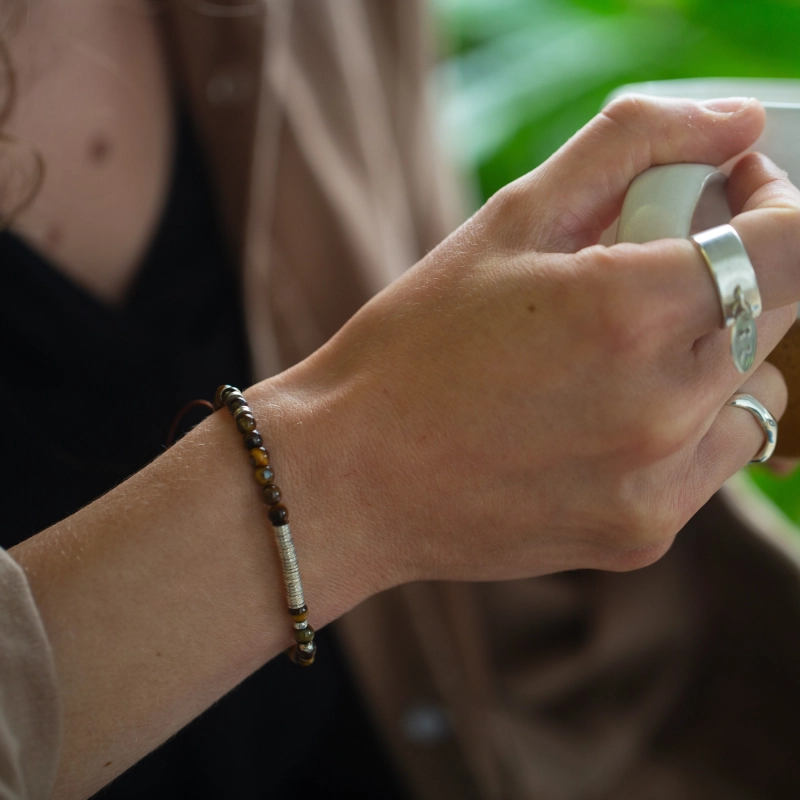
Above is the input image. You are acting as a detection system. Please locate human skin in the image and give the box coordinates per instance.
[10,97,800,800]
[4,0,173,304]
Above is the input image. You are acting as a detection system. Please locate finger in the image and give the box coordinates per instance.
[603,168,800,340]
[765,456,799,476]
[693,361,788,499]
[685,306,797,430]
[597,235,787,345]
[528,96,765,252]
[726,153,800,312]
[690,302,797,412]
[727,151,800,215]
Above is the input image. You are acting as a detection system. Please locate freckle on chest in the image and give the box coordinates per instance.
[87,135,112,163]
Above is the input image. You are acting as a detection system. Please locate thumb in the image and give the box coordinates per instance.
[529,95,765,253]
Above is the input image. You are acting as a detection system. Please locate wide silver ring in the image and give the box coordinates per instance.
[691,225,761,373]
[727,393,778,463]
[691,224,762,325]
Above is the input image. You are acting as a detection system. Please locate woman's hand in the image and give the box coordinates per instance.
[268,96,800,590]
[16,96,800,798]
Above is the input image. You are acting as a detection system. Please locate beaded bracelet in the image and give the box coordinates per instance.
[213,384,316,666]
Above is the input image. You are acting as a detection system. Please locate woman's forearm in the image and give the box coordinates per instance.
[10,373,385,800]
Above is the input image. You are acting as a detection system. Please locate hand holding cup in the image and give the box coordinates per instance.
[279,94,800,589]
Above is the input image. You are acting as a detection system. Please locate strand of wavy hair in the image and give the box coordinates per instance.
[0,34,44,230]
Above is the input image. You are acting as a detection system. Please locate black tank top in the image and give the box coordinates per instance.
[0,112,409,800]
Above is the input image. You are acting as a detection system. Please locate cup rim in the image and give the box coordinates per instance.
[607,78,800,107]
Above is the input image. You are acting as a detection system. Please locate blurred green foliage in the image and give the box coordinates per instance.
[432,0,800,525]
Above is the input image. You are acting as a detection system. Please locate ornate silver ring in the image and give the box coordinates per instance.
[727,393,778,463]
[691,224,761,374]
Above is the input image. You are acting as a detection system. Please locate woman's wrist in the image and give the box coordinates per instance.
[247,365,408,620]
[10,369,399,799]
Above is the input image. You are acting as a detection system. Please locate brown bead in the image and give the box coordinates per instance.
[289,605,308,622]
[249,447,269,467]
[293,641,317,666]
[254,465,275,485]
[226,394,247,413]
[262,484,281,506]
[243,432,263,450]
[293,626,315,644]
[214,385,235,410]
[268,504,289,526]
[236,413,256,433]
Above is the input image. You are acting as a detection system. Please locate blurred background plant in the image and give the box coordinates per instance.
[431,0,800,525]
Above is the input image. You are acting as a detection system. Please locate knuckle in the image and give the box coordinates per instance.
[776,196,800,218]
[623,409,696,463]
[604,538,676,572]
[480,179,540,247]
[603,477,679,555]
[748,184,800,216]
[598,295,652,362]
[600,95,652,139]
[601,308,645,358]
[596,96,656,173]
[485,178,530,220]
[576,246,662,361]
[575,242,617,274]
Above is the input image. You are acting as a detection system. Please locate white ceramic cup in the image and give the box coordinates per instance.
[602,78,800,244]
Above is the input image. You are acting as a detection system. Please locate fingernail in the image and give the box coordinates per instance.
[702,97,753,114]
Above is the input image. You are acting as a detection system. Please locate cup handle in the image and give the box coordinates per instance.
[615,163,732,244]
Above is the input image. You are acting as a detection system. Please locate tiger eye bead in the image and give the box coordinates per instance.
[214,385,236,409]
[262,484,281,506]
[249,447,269,467]
[268,504,289,526]
[289,605,308,622]
[226,394,247,413]
[243,432,263,450]
[294,641,317,666]
[293,625,315,644]
[254,466,275,485]
[235,413,256,433]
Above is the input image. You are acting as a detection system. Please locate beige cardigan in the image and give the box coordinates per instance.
[6,1,800,797]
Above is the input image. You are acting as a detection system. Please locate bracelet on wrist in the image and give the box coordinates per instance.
[213,384,316,666]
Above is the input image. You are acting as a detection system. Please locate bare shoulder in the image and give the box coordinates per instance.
[4,0,173,305]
